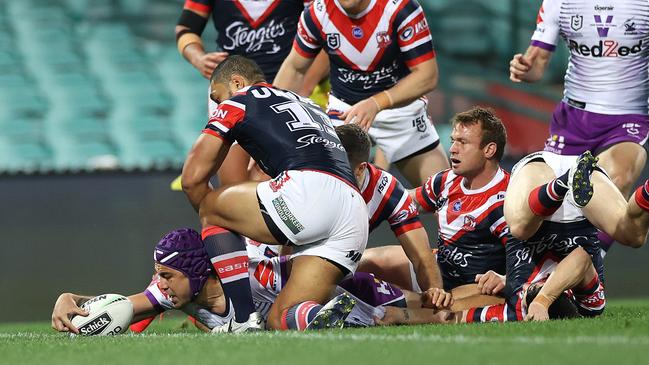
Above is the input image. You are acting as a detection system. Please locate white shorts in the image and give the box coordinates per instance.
[511,151,608,223]
[257,170,369,274]
[327,94,440,164]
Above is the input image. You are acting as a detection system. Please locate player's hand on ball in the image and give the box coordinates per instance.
[192,51,229,79]
[51,293,89,334]
[524,301,550,322]
[421,287,453,309]
[341,98,380,131]
[475,270,506,295]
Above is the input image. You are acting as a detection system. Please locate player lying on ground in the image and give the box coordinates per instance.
[51,229,454,334]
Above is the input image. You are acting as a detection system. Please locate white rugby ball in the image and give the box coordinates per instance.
[71,294,133,336]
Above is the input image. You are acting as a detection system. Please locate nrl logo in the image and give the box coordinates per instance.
[327,33,340,50]
[571,15,583,31]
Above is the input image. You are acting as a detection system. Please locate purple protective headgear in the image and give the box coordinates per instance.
[154,228,212,299]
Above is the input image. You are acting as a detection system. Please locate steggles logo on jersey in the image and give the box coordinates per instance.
[336,60,399,89]
[295,134,346,151]
[223,19,286,54]
[327,33,341,50]
[438,245,473,268]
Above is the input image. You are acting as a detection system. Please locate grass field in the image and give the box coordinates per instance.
[2,299,649,365]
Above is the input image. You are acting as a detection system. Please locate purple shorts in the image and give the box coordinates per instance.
[543,101,649,155]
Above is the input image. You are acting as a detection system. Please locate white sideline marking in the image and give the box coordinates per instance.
[3,332,649,346]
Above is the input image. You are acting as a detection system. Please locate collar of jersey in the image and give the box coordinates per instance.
[459,167,505,195]
[334,0,377,19]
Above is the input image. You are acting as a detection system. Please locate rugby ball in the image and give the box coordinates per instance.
[71,294,133,336]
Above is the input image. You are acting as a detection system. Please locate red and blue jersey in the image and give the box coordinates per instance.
[184,0,309,82]
[415,168,509,290]
[203,83,356,186]
[361,163,422,236]
[294,0,435,104]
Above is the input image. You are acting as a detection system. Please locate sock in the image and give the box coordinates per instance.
[528,171,570,216]
[597,230,615,258]
[129,315,157,333]
[634,180,649,212]
[202,226,255,322]
[573,276,606,316]
[280,301,322,330]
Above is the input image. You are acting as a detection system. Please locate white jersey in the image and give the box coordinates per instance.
[531,0,649,114]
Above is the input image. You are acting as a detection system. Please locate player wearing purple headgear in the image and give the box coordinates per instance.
[52,228,452,333]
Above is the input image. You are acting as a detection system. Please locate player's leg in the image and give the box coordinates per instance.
[596,142,647,197]
[504,158,556,240]
[198,181,278,244]
[266,255,344,330]
[581,172,649,248]
[357,246,415,291]
[395,144,449,186]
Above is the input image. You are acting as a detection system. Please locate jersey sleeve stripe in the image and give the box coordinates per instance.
[392,219,423,236]
[294,38,320,58]
[221,99,246,111]
[143,290,165,313]
[202,127,231,143]
[184,0,212,14]
[370,179,399,226]
[530,40,556,52]
[415,185,436,212]
[404,51,435,68]
[400,34,433,53]
[396,6,424,31]
[489,216,506,234]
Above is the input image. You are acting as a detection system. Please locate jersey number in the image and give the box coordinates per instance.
[271,101,336,136]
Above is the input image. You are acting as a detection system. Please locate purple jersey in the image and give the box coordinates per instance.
[185,0,309,81]
[293,0,436,104]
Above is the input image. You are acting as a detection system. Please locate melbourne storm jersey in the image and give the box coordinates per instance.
[185,0,309,81]
[531,0,649,114]
[294,0,436,104]
[361,163,422,236]
[203,83,356,186]
[415,168,509,290]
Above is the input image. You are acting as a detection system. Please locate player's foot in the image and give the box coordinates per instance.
[523,283,581,320]
[566,151,597,208]
[306,293,356,330]
[211,312,265,334]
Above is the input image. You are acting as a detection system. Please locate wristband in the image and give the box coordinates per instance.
[177,32,203,55]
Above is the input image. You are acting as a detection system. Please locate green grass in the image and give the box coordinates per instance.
[2,300,649,365]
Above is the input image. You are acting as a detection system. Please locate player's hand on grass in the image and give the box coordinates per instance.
[191,51,229,79]
[475,270,506,295]
[51,293,89,334]
[509,53,533,83]
[524,301,550,322]
[421,287,453,309]
[341,98,380,131]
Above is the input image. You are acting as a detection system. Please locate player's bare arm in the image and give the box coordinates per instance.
[176,6,228,79]
[273,49,316,92]
[299,50,330,97]
[396,228,451,309]
[182,133,231,211]
[509,46,552,83]
[341,58,439,130]
[525,246,595,321]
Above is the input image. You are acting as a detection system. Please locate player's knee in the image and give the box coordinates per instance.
[508,221,535,241]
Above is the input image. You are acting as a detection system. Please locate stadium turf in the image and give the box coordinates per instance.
[1,299,648,365]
